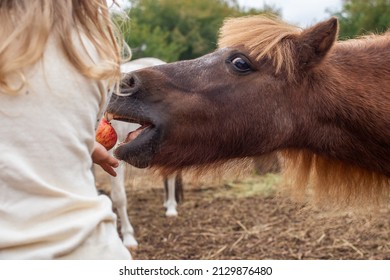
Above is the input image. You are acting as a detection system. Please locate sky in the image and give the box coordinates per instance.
[108,0,343,28]
[238,0,342,27]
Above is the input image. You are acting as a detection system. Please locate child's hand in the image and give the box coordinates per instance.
[92,141,119,176]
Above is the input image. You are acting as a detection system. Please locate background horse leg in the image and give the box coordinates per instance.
[110,162,138,249]
[163,172,183,216]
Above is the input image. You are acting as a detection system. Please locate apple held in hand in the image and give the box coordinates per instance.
[96,118,118,151]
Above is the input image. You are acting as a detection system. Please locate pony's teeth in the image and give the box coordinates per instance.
[104,112,114,122]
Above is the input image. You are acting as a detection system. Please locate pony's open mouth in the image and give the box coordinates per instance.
[105,112,153,144]
[104,112,160,168]
[123,123,151,143]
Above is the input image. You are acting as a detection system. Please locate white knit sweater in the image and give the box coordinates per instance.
[0,35,129,259]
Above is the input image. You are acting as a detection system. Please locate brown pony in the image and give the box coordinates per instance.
[106,15,390,205]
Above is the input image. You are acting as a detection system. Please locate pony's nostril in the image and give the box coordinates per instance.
[127,76,136,88]
[120,74,139,95]
[121,75,136,89]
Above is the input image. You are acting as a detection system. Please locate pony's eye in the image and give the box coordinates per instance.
[231,57,252,73]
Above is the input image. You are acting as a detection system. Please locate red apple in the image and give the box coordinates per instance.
[96,118,118,151]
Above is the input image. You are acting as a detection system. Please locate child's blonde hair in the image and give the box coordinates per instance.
[0,0,125,94]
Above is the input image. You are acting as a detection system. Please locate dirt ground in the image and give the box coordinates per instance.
[95,164,390,260]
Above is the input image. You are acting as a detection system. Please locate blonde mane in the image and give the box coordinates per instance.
[218,15,302,81]
[0,0,126,95]
[281,150,390,208]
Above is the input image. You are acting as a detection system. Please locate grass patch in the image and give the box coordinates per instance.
[218,173,282,199]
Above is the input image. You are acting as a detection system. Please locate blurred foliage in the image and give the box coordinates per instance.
[112,0,390,60]
[330,0,390,39]
[113,0,281,61]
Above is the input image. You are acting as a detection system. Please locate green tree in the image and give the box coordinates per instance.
[330,0,390,39]
[114,0,280,62]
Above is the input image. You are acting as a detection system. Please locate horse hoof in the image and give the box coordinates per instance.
[165,209,178,217]
[123,234,138,249]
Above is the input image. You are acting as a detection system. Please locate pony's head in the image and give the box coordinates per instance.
[106,15,339,173]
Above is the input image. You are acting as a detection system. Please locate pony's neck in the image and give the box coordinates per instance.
[300,37,390,177]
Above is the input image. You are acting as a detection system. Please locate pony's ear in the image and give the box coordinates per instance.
[296,17,339,68]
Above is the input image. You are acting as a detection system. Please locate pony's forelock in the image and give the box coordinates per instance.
[218,15,302,81]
